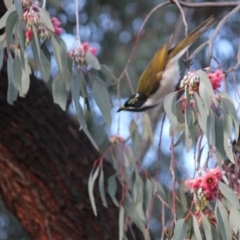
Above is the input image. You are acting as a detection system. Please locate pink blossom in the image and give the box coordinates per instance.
[185,177,202,190]
[207,69,224,90]
[89,47,97,55]
[81,42,98,56]
[51,17,63,35]
[81,42,89,52]
[25,28,32,41]
[180,97,195,112]
[200,171,218,192]
[210,168,222,180]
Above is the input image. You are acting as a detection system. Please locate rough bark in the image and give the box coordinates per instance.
[0,60,143,239]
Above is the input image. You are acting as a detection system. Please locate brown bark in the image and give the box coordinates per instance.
[0,60,143,239]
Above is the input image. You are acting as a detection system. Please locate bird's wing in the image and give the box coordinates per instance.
[137,38,171,97]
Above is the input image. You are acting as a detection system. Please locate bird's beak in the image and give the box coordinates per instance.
[117,106,125,112]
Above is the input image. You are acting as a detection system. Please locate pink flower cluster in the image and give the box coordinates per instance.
[207,69,224,90]
[185,168,222,200]
[22,0,63,45]
[51,17,63,35]
[68,42,98,66]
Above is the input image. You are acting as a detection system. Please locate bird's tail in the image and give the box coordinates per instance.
[168,15,215,59]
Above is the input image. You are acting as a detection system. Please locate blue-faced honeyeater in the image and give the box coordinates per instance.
[117,16,214,112]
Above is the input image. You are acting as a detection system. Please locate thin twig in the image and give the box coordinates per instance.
[178,1,239,8]
[171,0,188,37]
[117,1,170,83]
[75,0,81,44]
[226,36,240,73]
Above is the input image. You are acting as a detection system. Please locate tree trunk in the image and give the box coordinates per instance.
[0,59,143,239]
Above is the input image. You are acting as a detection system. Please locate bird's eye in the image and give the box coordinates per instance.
[128,98,138,105]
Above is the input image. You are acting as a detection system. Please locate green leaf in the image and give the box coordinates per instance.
[119,206,124,240]
[6,10,18,52]
[21,52,31,95]
[98,168,107,208]
[192,214,202,240]
[51,35,67,72]
[17,20,25,51]
[129,119,141,155]
[40,42,51,82]
[91,75,112,126]
[215,200,231,240]
[144,178,153,218]
[142,113,154,143]
[164,92,177,130]
[198,70,217,107]
[52,72,68,110]
[85,51,101,70]
[12,54,22,91]
[79,72,87,98]
[218,182,240,209]
[124,195,145,236]
[174,132,184,147]
[133,173,143,203]
[71,67,98,150]
[173,218,187,240]
[194,92,207,135]
[98,64,117,84]
[220,92,239,139]
[15,0,23,17]
[7,57,18,104]
[107,175,119,207]
[0,4,16,29]
[179,182,188,212]
[38,8,55,32]
[214,116,225,158]
[206,110,215,146]
[201,212,212,240]
[88,166,100,216]
[229,205,240,234]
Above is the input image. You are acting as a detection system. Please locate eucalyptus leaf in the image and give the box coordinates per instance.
[91,75,112,126]
[107,175,119,207]
[17,20,25,51]
[14,0,23,17]
[206,110,215,146]
[194,92,207,135]
[129,119,141,155]
[192,214,202,240]
[0,41,4,71]
[201,212,212,240]
[229,205,240,233]
[85,51,101,70]
[173,218,187,240]
[98,168,107,208]
[40,42,51,82]
[119,206,124,240]
[39,8,55,32]
[218,182,240,209]
[52,72,68,110]
[164,92,177,130]
[88,167,100,216]
[12,54,22,91]
[133,173,143,203]
[144,178,153,218]
[6,10,18,52]
[98,64,117,84]
[51,35,67,72]
[215,200,231,240]
[0,4,16,29]
[7,57,18,104]
[124,196,145,236]
[142,113,154,143]
[198,70,217,106]
[71,67,98,150]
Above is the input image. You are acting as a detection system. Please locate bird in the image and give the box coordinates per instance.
[117,16,215,112]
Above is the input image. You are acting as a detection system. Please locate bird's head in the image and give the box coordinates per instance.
[117,92,156,112]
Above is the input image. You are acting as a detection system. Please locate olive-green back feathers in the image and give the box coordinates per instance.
[136,16,215,97]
